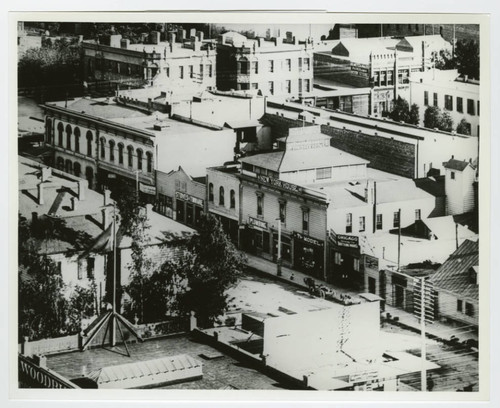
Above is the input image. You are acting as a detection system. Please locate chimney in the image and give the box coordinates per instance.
[37,182,44,205]
[71,197,78,211]
[102,208,110,230]
[103,189,111,207]
[77,179,87,201]
[41,167,51,182]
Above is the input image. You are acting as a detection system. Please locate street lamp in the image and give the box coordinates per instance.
[276,217,282,276]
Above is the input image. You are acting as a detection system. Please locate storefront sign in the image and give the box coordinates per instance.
[256,175,303,194]
[336,234,359,248]
[248,217,268,231]
[293,231,324,248]
[175,191,204,207]
[18,354,78,389]
[139,182,156,195]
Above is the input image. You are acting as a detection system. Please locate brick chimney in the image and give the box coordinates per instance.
[78,179,87,201]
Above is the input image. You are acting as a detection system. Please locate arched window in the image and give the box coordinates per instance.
[85,167,94,189]
[65,124,72,150]
[136,148,143,170]
[208,183,214,202]
[65,159,72,174]
[56,157,64,171]
[219,186,225,206]
[45,118,52,144]
[230,189,236,209]
[74,127,80,153]
[57,123,64,146]
[86,131,93,157]
[100,137,106,159]
[73,162,81,178]
[109,140,115,162]
[146,151,153,173]
[118,143,124,164]
[127,145,134,167]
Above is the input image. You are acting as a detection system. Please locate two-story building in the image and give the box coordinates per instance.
[216,31,314,100]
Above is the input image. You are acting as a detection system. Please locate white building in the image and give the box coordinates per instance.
[442,157,478,215]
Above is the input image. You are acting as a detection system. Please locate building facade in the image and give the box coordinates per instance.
[216,31,315,100]
[443,158,477,215]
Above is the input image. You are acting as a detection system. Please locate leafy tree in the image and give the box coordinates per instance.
[456,118,472,135]
[431,49,456,70]
[455,40,480,80]
[67,283,98,333]
[177,214,246,328]
[388,97,419,125]
[423,106,454,132]
[409,104,420,125]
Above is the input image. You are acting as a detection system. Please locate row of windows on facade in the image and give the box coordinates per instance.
[49,122,153,173]
[424,91,479,116]
[345,209,421,233]
[372,69,410,86]
[208,184,236,209]
[92,58,214,80]
[252,193,311,232]
[56,258,95,281]
[237,57,311,75]
[237,78,311,94]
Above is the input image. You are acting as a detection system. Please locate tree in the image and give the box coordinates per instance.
[388,97,410,123]
[431,49,456,70]
[67,283,98,333]
[409,104,420,125]
[440,110,454,132]
[423,106,454,132]
[455,40,480,80]
[456,118,472,135]
[177,214,246,327]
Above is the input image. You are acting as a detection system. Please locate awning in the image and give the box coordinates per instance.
[224,119,261,129]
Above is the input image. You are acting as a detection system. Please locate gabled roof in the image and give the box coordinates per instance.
[429,239,479,300]
[443,159,474,172]
[420,216,477,241]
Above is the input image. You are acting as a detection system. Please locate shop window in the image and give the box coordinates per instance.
[230,189,235,209]
[302,209,309,232]
[444,95,453,111]
[176,199,185,222]
[334,252,342,265]
[393,211,400,228]
[208,183,214,202]
[219,186,225,206]
[457,97,463,113]
[359,216,365,232]
[257,194,263,216]
[346,213,352,233]
[457,299,463,312]
[415,209,421,221]
[376,214,383,230]
[467,99,475,115]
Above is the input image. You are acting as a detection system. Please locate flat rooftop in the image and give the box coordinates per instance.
[46,334,283,390]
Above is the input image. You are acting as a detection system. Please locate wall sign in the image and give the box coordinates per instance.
[336,234,359,248]
[175,191,204,207]
[248,217,268,231]
[139,182,156,195]
[256,175,303,194]
[293,231,324,248]
[18,354,79,389]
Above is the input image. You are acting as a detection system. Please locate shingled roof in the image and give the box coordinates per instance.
[429,239,479,300]
[442,159,474,172]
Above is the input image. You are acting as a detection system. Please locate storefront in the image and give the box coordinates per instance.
[174,191,204,228]
[242,217,270,256]
[292,231,324,279]
[272,231,292,267]
[328,233,362,288]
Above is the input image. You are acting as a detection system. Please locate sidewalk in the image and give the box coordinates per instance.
[244,252,478,344]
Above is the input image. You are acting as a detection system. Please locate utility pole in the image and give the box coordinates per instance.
[420,276,427,392]
[111,202,117,346]
[397,208,401,271]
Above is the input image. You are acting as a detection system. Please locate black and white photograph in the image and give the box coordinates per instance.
[10,10,491,402]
